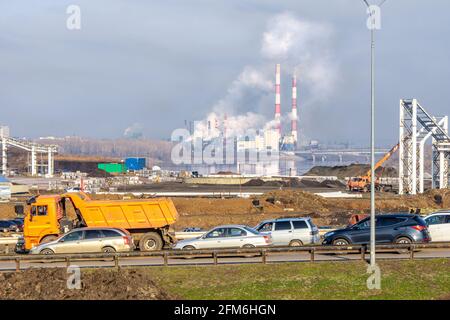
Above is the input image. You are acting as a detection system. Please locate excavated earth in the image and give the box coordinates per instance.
[305,164,398,178]
[171,189,450,229]
[0,268,174,300]
[1,189,450,230]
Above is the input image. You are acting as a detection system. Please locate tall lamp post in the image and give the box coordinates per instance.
[362,0,387,268]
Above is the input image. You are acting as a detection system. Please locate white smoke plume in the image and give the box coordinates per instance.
[123,122,143,139]
[198,12,338,140]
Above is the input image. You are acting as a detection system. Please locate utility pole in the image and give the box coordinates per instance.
[362,0,386,268]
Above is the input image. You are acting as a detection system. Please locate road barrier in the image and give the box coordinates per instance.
[1,242,450,272]
[174,228,336,240]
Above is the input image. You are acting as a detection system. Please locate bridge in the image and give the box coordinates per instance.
[289,148,391,163]
[1,136,58,177]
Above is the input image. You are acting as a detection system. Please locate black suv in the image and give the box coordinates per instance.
[322,214,431,245]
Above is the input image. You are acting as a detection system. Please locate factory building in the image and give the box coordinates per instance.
[180,63,300,175]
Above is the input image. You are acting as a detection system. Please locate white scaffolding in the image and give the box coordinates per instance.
[399,99,450,194]
[0,136,58,177]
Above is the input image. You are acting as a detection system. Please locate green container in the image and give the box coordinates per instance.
[98,163,126,173]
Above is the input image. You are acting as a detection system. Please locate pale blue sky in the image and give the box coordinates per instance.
[1,0,449,147]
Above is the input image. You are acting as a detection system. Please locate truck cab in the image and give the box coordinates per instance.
[18,195,71,251]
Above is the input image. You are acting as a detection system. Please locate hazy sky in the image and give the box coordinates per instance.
[1,0,450,147]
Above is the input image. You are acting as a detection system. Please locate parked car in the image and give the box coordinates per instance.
[255,218,320,246]
[322,214,431,245]
[29,227,134,254]
[65,187,81,193]
[10,218,24,232]
[424,212,450,242]
[0,220,21,233]
[173,225,272,250]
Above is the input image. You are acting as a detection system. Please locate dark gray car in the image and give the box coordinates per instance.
[322,214,431,245]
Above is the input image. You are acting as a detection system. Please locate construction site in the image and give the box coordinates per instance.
[0,65,449,240]
[1,2,450,305]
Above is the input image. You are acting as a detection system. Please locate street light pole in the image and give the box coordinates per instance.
[369,23,376,268]
[363,0,386,268]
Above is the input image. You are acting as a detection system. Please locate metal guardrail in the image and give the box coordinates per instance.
[174,228,336,240]
[1,242,450,272]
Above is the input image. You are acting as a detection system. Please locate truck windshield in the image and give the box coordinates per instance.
[31,206,48,216]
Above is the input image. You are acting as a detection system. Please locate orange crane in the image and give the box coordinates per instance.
[347,143,400,192]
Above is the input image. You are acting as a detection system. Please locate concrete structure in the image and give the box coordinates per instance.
[399,99,450,194]
[0,136,58,177]
[291,74,298,146]
[274,64,281,135]
[0,126,10,139]
[279,70,299,152]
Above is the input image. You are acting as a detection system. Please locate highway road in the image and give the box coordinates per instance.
[1,249,449,272]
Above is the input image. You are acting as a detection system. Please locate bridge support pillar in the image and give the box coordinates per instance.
[1,138,7,176]
[47,147,54,177]
[31,146,37,176]
[400,99,450,194]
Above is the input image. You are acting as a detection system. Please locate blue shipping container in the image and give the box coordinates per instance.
[125,158,146,171]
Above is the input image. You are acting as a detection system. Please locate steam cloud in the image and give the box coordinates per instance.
[198,12,338,141]
[123,122,144,139]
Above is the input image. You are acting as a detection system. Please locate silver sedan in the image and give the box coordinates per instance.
[29,227,134,254]
[173,225,272,250]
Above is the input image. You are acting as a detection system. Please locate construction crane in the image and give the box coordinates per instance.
[347,143,400,192]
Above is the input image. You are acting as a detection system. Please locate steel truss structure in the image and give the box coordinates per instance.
[1,136,58,177]
[399,99,450,194]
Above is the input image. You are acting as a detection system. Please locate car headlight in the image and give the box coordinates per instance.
[324,232,335,238]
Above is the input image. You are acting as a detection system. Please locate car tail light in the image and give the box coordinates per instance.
[122,236,131,245]
[410,225,427,232]
[263,235,271,244]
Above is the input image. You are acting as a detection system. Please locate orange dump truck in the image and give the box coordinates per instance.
[16,192,178,252]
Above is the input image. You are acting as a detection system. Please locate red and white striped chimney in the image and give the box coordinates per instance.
[291,74,298,146]
[275,64,281,134]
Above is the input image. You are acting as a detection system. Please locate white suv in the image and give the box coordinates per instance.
[424,212,450,242]
[255,218,320,246]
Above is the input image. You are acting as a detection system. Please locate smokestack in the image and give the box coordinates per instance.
[275,64,281,134]
[223,113,228,164]
[291,73,298,146]
[223,113,228,145]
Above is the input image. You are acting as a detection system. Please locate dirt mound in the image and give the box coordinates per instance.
[262,180,285,187]
[319,179,346,188]
[297,179,323,188]
[262,190,330,212]
[0,268,174,300]
[243,179,265,186]
[305,164,398,178]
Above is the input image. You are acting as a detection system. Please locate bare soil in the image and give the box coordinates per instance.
[0,268,174,300]
[2,189,449,230]
[170,188,450,229]
[305,164,397,178]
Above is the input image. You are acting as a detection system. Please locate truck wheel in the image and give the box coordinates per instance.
[139,232,163,251]
[40,235,58,244]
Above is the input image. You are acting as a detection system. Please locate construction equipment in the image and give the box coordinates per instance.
[347,143,400,192]
[16,192,178,252]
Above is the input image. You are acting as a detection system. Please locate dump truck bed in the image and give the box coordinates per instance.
[65,193,178,230]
